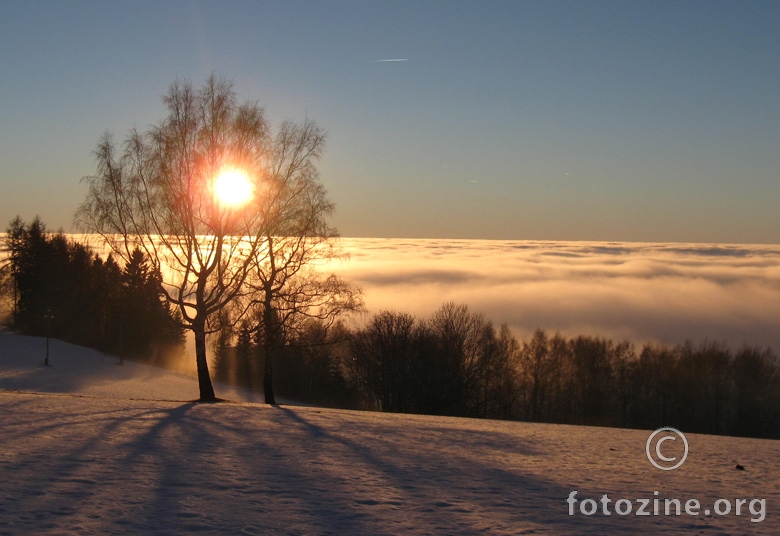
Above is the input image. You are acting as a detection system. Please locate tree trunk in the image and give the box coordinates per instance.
[264,356,275,405]
[194,319,216,401]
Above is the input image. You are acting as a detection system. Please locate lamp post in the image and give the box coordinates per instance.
[118,318,124,366]
[43,309,54,367]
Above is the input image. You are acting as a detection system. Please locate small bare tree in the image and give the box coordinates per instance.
[228,119,363,404]
[76,75,344,401]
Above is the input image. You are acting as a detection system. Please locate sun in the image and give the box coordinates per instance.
[213,168,254,208]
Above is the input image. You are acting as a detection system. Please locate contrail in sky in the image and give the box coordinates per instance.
[375,58,408,62]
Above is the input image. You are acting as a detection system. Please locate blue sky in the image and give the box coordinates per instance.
[1,0,778,242]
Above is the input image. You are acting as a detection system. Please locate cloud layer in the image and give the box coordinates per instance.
[331,238,780,351]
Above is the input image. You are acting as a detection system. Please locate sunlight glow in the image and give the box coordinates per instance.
[213,168,254,208]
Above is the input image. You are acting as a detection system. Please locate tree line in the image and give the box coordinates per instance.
[214,302,780,440]
[1,217,184,360]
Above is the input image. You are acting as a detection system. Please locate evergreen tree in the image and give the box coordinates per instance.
[3,218,183,358]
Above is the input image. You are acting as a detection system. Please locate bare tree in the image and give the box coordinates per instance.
[425,302,496,416]
[77,75,278,401]
[233,119,363,404]
[349,310,418,412]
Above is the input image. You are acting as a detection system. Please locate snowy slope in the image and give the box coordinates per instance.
[1,331,778,534]
[0,330,264,403]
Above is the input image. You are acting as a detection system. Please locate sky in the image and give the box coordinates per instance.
[0,0,778,243]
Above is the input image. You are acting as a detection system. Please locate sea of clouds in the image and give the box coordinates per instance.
[4,235,777,352]
[331,238,780,351]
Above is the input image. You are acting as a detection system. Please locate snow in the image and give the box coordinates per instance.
[0,331,264,403]
[1,330,778,534]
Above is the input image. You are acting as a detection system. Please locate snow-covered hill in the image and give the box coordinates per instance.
[0,330,263,403]
[1,331,777,534]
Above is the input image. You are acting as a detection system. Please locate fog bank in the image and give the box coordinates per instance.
[332,239,780,350]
